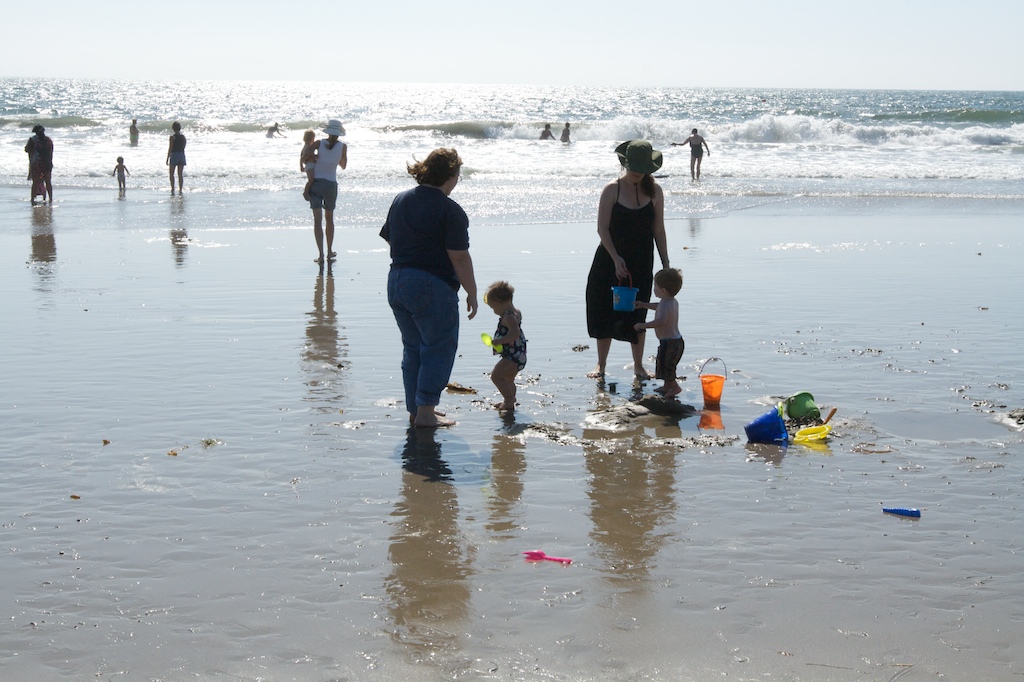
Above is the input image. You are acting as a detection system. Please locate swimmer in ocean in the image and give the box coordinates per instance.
[672,128,711,180]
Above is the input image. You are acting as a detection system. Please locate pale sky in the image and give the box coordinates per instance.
[3,0,1021,91]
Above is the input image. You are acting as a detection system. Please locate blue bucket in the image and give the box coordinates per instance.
[611,276,638,312]
[744,408,789,445]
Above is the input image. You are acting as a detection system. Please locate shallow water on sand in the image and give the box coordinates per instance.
[1,199,1022,680]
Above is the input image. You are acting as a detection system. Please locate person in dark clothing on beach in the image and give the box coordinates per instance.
[25,125,53,204]
[585,140,669,381]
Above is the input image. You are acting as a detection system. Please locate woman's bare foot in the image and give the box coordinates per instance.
[412,406,455,428]
[494,401,515,412]
[653,385,668,395]
[414,414,456,428]
[586,366,606,379]
[663,384,682,398]
[408,409,447,425]
[634,368,652,381]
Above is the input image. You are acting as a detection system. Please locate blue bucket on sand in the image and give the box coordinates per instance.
[745,408,789,445]
[611,276,638,312]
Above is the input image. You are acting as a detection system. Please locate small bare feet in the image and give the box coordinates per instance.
[586,366,606,379]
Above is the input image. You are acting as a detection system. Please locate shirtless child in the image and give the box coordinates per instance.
[634,268,685,398]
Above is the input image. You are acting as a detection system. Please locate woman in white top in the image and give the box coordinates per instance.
[308,119,348,264]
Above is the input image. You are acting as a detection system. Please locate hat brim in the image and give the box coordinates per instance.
[615,140,663,174]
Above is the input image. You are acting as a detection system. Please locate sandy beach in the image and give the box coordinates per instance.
[2,189,1023,680]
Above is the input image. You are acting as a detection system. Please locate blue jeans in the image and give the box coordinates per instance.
[387,267,460,415]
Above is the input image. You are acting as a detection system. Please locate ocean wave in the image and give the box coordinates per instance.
[389,114,1024,148]
[709,115,1024,147]
[386,120,522,139]
[870,109,1024,125]
[0,115,102,129]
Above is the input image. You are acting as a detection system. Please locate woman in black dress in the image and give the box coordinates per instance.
[585,140,669,380]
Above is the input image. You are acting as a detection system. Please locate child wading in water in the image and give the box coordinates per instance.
[634,268,684,397]
[485,281,527,411]
[112,156,130,195]
[299,130,317,200]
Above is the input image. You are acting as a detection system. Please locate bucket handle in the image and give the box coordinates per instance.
[615,274,633,288]
[699,356,727,377]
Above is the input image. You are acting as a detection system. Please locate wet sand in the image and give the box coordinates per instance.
[2,197,1023,680]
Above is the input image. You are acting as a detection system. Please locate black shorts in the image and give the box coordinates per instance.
[655,338,685,380]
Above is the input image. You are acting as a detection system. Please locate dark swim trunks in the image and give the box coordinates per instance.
[655,337,685,380]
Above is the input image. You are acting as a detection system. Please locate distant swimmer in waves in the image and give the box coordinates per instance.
[672,128,711,181]
[560,122,571,143]
[267,122,284,138]
[130,118,139,146]
[540,123,555,140]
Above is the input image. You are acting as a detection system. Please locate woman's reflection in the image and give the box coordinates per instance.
[584,436,678,590]
[169,228,188,267]
[302,264,346,410]
[30,206,57,292]
[169,194,188,267]
[384,428,472,663]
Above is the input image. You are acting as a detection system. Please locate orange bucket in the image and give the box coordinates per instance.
[699,357,726,409]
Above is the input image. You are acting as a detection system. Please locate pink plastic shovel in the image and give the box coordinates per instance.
[523,550,572,565]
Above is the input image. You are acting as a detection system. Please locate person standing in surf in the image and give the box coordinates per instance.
[166,121,187,194]
[672,128,711,180]
[25,125,53,204]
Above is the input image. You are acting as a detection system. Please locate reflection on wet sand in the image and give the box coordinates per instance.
[29,206,56,292]
[170,229,188,266]
[584,434,678,589]
[486,415,526,537]
[168,195,188,266]
[302,264,346,409]
[744,442,788,466]
[385,428,473,665]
